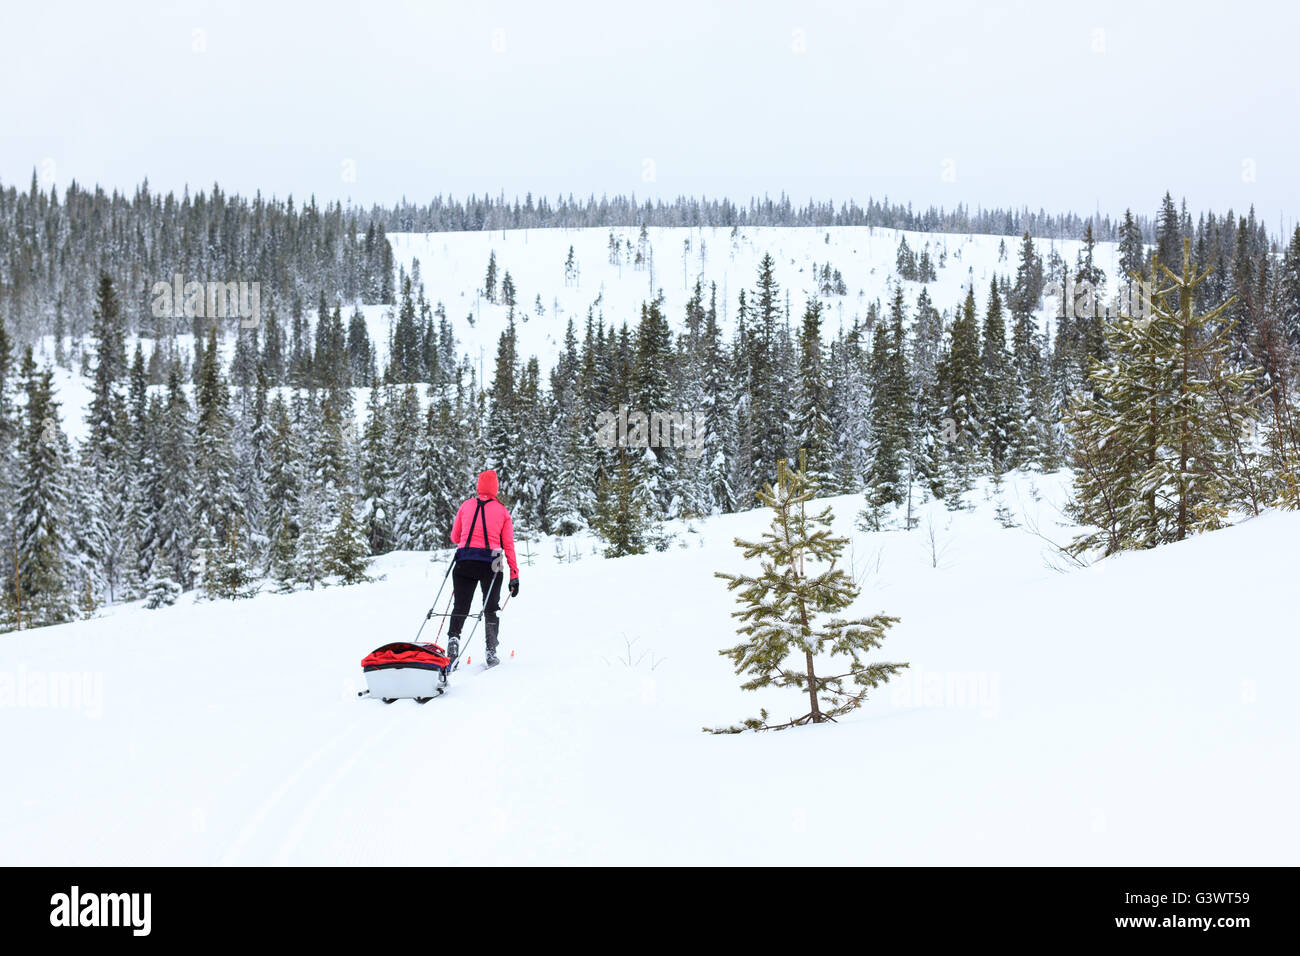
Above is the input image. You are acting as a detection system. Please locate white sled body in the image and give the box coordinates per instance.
[363,666,446,700]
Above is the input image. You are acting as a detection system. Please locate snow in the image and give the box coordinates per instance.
[27,225,1118,441]
[368,225,1121,374]
[2,471,1294,865]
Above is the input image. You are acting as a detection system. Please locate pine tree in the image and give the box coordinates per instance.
[81,273,131,604]
[231,325,258,388]
[549,320,595,533]
[113,345,150,603]
[830,320,872,495]
[484,251,498,304]
[86,274,127,451]
[262,394,301,553]
[402,400,455,549]
[895,237,918,281]
[699,285,735,513]
[268,514,299,593]
[1067,240,1261,555]
[747,254,788,488]
[794,299,835,487]
[909,288,946,499]
[289,295,313,389]
[387,385,424,548]
[1118,210,1146,299]
[358,386,394,553]
[564,245,578,286]
[1009,233,1044,318]
[1008,290,1054,470]
[388,276,421,383]
[861,287,911,527]
[261,307,286,384]
[142,575,182,609]
[712,453,906,732]
[980,279,1014,471]
[1280,226,1300,348]
[12,356,76,627]
[1226,217,1260,366]
[629,296,676,516]
[154,368,195,587]
[346,308,373,387]
[202,514,260,600]
[193,324,241,554]
[0,319,16,624]
[938,287,983,495]
[324,492,372,584]
[1156,192,1183,268]
[486,318,520,497]
[312,301,350,393]
[501,271,516,311]
[294,480,327,589]
[917,248,937,283]
[1249,264,1300,507]
[313,394,349,502]
[592,448,653,558]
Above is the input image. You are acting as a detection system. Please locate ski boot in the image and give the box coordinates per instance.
[445,636,460,665]
[484,620,500,667]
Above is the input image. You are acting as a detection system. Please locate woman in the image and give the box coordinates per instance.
[447,469,519,666]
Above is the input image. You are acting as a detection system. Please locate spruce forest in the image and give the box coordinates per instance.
[3,179,1299,631]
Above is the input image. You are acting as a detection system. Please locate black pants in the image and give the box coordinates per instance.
[448,559,502,637]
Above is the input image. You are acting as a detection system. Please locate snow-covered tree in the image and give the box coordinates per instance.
[358,386,394,553]
[861,287,911,528]
[794,298,835,488]
[1067,239,1261,555]
[11,355,77,628]
[323,492,372,585]
[592,448,654,558]
[201,514,260,601]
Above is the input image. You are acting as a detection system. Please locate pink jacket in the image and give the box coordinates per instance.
[450,496,519,578]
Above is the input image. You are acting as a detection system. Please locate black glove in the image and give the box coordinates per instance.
[509,577,519,597]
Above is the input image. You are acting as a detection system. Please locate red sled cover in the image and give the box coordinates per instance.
[362,642,451,672]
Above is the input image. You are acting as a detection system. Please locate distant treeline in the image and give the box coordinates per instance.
[1,172,1282,349]
[0,176,395,343]
[372,192,1134,241]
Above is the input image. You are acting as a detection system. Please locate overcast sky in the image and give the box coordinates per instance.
[3,0,1296,231]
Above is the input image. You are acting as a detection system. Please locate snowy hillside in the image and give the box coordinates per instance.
[2,472,1294,865]
[371,225,1120,373]
[32,224,1121,444]
[25,227,1118,444]
[295,226,1118,387]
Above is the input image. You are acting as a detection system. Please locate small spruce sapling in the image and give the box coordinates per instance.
[711,451,907,733]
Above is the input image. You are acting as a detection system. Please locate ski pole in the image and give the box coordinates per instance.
[428,553,456,615]
[432,592,454,643]
[492,564,510,615]
[410,554,456,643]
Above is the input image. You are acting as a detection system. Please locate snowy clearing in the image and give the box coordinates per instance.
[1,472,1293,865]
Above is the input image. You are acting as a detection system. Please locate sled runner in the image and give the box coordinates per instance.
[358,642,451,703]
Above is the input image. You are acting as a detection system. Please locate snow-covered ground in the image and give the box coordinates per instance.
[30,224,1116,445]
[2,472,1294,865]
[29,225,1119,444]
[378,225,1118,376]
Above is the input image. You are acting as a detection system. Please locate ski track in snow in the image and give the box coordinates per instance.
[220,713,372,866]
